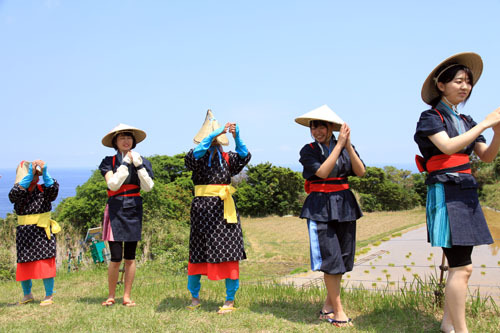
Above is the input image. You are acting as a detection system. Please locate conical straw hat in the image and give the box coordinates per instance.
[193,109,229,146]
[421,52,483,105]
[294,105,344,131]
[15,161,30,184]
[101,123,147,148]
[14,161,42,184]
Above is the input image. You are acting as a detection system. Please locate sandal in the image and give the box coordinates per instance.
[186,303,201,310]
[18,298,34,305]
[319,310,334,320]
[101,298,115,306]
[217,305,237,314]
[40,299,53,306]
[122,300,136,307]
[328,318,353,327]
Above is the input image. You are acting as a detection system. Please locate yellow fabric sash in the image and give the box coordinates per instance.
[17,212,61,240]
[195,185,237,223]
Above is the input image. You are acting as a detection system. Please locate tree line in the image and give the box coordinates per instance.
[2,151,497,279]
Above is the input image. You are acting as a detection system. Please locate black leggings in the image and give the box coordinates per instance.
[442,246,473,268]
[108,241,138,262]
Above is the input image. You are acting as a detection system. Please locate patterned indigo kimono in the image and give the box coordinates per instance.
[185,149,251,264]
[9,182,59,263]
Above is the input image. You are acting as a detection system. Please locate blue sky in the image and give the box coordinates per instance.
[1,0,500,172]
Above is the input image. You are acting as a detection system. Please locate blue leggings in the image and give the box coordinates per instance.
[187,275,239,301]
[21,278,55,297]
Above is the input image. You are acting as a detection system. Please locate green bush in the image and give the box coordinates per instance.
[234,163,304,217]
[350,166,421,211]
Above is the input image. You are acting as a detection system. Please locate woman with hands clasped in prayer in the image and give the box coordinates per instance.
[296,105,365,327]
[415,52,500,333]
[185,110,251,314]
[99,124,154,307]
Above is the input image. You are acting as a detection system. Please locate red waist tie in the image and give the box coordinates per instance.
[304,177,349,194]
[107,184,141,197]
[415,153,471,174]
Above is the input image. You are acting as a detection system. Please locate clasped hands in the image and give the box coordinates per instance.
[216,122,239,139]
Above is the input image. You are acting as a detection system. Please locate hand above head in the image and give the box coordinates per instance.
[32,160,45,175]
[228,122,237,139]
[193,125,228,159]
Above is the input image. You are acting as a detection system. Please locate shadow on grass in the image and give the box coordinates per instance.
[76,296,115,305]
[352,306,440,332]
[156,296,225,314]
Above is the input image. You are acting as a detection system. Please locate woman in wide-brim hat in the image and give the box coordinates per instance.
[295,105,365,327]
[414,52,500,332]
[99,123,154,307]
[184,109,251,314]
[9,160,60,306]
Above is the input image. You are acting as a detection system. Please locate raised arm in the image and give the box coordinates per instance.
[429,107,500,155]
[315,123,348,179]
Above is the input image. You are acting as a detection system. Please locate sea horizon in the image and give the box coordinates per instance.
[0,168,93,219]
[0,162,418,219]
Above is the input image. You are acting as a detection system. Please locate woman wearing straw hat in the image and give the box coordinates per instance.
[9,160,61,306]
[295,105,365,327]
[414,52,500,333]
[99,124,154,307]
[185,110,251,314]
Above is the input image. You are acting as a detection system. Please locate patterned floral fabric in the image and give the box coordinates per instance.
[9,182,59,263]
[185,149,251,264]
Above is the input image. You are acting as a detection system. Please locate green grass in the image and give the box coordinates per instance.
[1,211,498,332]
[0,262,498,332]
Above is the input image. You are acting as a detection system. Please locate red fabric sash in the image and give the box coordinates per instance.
[426,154,471,173]
[304,177,349,194]
[107,184,140,197]
[415,153,471,174]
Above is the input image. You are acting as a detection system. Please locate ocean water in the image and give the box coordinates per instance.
[0,168,93,219]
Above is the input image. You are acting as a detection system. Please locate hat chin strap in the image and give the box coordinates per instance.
[443,96,460,114]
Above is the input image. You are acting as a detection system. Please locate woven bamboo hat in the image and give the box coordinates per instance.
[294,105,344,131]
[193,109,229,146]
[421,52,483,105]
[15,161,38,184]
[101,123,147,148]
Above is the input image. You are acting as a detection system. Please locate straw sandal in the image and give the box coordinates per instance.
[101,298,115,306]
[40,299,54,306]
[217,305,237,314]
[186,303,201,310]
[122,300,136,307]
[18,297,34,305]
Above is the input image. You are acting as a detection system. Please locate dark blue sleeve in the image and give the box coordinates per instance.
[415,110,446,137]
[99,156,113,177]
[299,144,322,179]
[463,115,487,144]
[340,144,364,177]
[142,158,154,178]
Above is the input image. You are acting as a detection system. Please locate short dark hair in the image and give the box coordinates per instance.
[112,131,137,150]
[430,64,474,107]
[309,120,332,128]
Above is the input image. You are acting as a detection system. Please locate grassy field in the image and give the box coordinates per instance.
[1,209,499,332]
[241,208,425,279]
